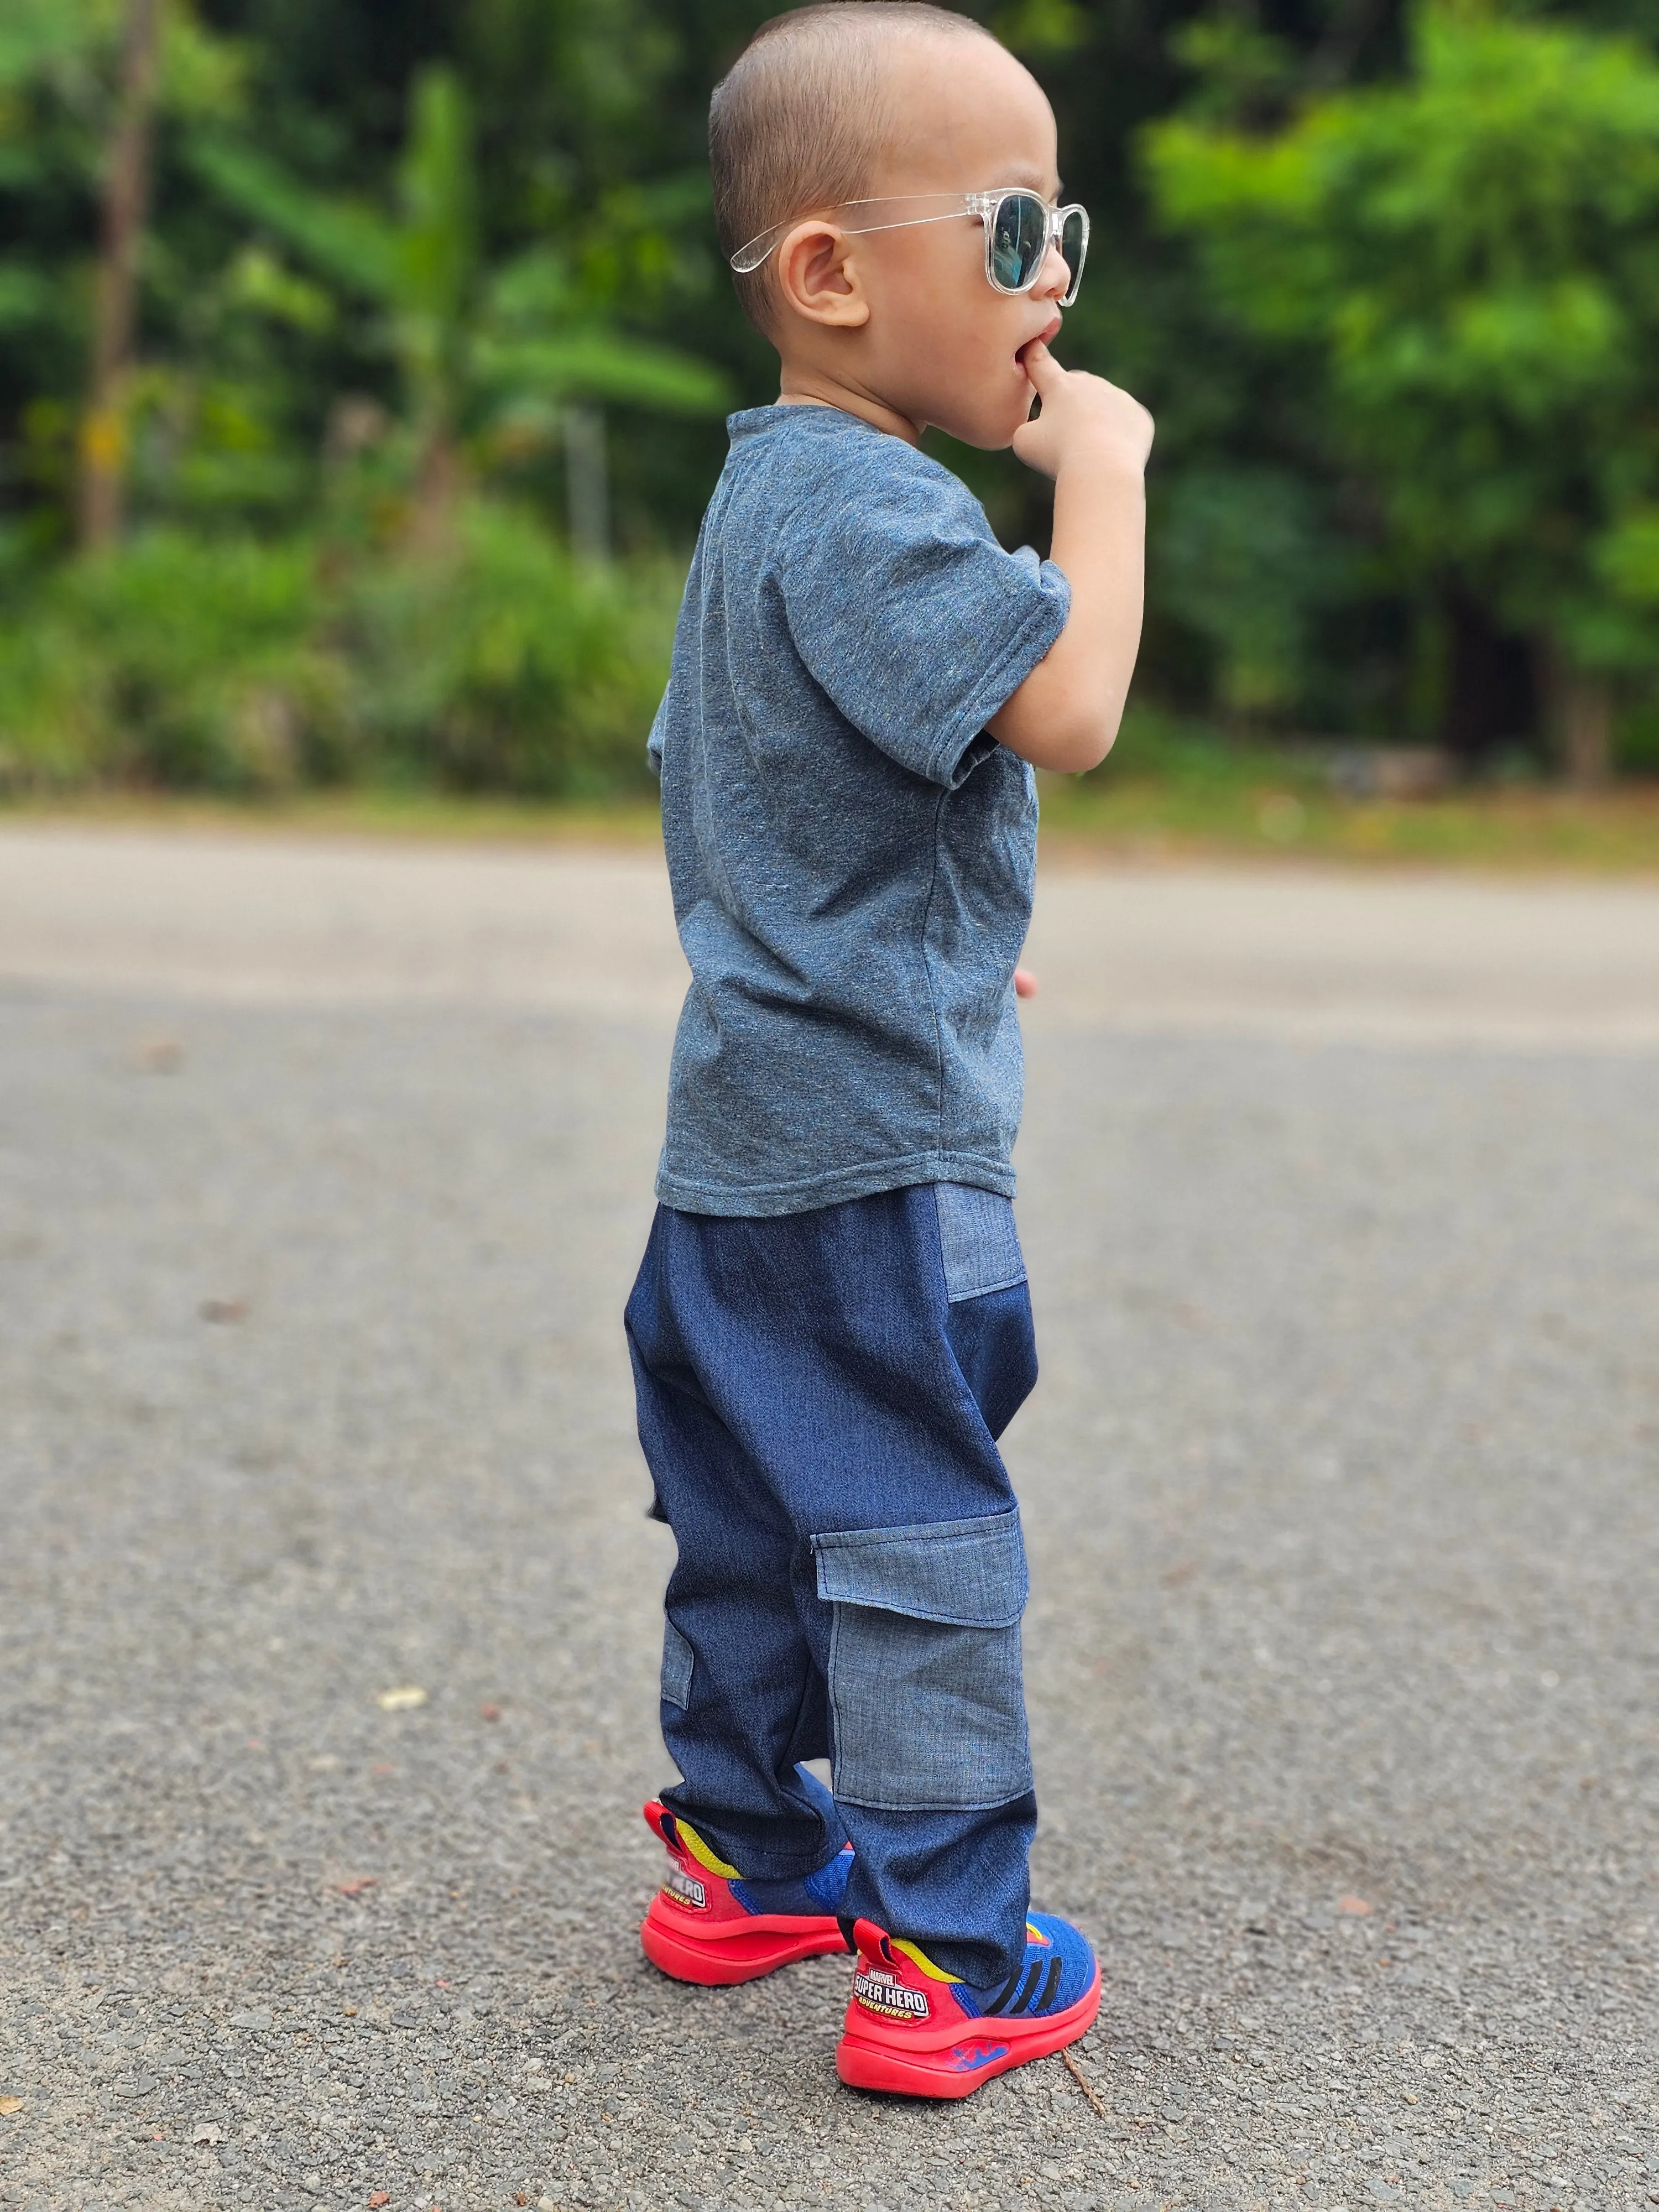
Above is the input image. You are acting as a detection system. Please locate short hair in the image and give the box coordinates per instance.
[709,2,998,336]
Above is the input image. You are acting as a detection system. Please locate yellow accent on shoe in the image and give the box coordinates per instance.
[1026,1920,1050,1944]
[890,1938,963,1983]
[674,1820,742,1880]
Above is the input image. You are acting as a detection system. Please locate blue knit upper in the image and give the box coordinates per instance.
[949,1913,1096,2021]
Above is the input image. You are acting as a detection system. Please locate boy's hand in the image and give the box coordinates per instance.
[1012,342,1153,484]
[988,342,1151,774]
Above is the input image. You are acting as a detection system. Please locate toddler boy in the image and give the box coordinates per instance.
[625,0,1152,2098]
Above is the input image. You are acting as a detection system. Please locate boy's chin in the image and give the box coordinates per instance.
[925,382,1038,452]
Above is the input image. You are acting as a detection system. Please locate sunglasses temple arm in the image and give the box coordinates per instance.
[731,207,972,271]
[839,212,975,238]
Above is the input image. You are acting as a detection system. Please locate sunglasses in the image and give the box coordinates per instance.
[731,189,1089,307]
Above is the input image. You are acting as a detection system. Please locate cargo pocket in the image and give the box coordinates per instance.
[661,1618,694,1710]
[812,1509,1032,1812]
[934,1183,1026,1303]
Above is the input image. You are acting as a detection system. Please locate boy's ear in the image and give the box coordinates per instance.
[774,220,871,330]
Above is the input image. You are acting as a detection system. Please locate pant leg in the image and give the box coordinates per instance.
[627,1212,846,1881]
[803,1199,1039,1986]
[626,1182,1041,1985]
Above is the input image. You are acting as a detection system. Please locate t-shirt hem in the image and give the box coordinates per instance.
[655,1151,1016,1219]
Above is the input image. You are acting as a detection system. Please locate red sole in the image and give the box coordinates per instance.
[836,1966,1100,2099]
[640,1906,849,1987]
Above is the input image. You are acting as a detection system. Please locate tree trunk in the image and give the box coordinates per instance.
[1441,592,1535,771]
[408,428,463,555]
[1558,669,1614,789]
[564,404,610,564]
[79,0,161,555]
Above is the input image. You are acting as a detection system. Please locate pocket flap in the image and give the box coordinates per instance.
[935,1183,1026,1303]
[811,1509,1026,1627]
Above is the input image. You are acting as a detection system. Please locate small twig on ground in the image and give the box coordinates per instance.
[1060,2046,1107,2117]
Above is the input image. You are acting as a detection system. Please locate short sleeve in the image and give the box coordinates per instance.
[779,459,1071,787]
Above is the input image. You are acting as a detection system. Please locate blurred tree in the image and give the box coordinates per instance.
[192,65,726,545]
[1155,465,1348,719]
[1149,5,1659,780]
[0,0,245,560]
[80,0,160,550]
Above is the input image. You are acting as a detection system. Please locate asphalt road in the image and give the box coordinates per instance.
[2,825,1656,2212]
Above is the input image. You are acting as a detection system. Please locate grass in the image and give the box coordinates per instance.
[5,722,1659,874]
[1036,768,1659,873]
[0,784,666,848]
[1031,709,1659,871]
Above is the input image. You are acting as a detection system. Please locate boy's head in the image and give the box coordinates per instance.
[710,3,1070,449]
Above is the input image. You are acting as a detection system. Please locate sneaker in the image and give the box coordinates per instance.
[639,1801,854,1985]
[836,1913,1100,2098]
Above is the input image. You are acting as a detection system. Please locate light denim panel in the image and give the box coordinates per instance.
[649,403,1071,1218]
[933,1182,1027,1305]
[812,1510,1032,1811]
[661,1618,694,1710]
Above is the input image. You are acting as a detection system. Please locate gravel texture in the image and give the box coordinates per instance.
[1,831,1656,2212]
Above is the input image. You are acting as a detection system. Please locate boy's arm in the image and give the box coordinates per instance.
[987,342,1154,776]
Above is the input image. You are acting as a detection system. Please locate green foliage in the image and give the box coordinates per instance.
[191,62,728,493]
[0,0,253,530]
[337,502,678,795]
[0,529,335,788]
[6,0,1659,784]
[1147,7,1659,682]
[1154,466,1347,717]
[0,504,676,795]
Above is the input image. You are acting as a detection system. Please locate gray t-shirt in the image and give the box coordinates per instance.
[649,403,1071,1218]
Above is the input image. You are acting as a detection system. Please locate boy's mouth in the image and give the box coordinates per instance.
[1016,315,1063,372]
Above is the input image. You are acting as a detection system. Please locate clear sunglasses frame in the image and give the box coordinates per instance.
[730,189,1090,307]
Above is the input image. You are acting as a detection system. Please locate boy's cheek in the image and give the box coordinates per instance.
[945,308,1027,400]
[884,291,1036,444]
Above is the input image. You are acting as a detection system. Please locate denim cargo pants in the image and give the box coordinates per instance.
[624,1181,1040,1985]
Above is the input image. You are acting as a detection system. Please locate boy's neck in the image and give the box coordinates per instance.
[776,364,922,447]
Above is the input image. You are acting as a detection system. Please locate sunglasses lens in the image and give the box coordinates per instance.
[1061,207,1087,300]
[989,192,1048,291]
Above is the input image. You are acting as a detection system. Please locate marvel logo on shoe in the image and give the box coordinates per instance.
[637,1799,854,1986]
[660,1862,708,1912]
[836,1914,1100,2100]
[853,1966,931,2021]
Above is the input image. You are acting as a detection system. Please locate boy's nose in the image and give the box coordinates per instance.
[1034,238,1070,300]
